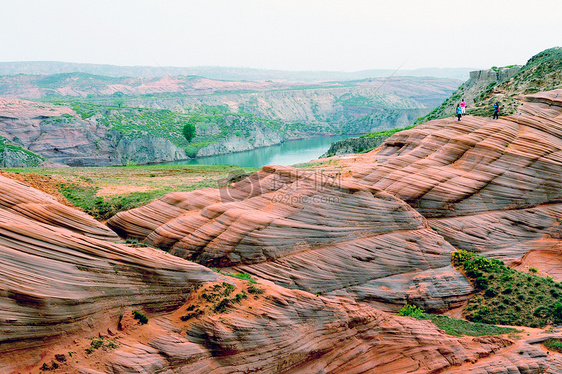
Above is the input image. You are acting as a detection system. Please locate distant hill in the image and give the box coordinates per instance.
[0,61,474,81]
[418,46,562,122]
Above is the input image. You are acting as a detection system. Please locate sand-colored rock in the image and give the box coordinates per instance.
[0,177,219,356]
[56,281,514,374]
[442,333,562,374]
[350,90,562,218]
[428,204,562,261]
[0,174,119,242]
[109,166,473,311]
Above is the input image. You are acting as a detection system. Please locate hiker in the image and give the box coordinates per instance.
[460,99,466,115]
[457,105,462,121]
[493,102,499,119]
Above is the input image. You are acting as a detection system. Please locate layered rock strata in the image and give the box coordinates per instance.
[109,89,562,304]
[0,176,219,355]
[102,283,512,374]
[109,166,474,311]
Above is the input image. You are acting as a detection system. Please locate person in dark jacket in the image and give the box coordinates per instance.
[493,102,499,119]
[457,105,462,121]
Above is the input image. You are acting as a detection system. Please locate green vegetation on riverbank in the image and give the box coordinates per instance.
[359,125,415,138]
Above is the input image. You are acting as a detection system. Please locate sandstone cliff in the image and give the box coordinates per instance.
[0,98,189,166]
[1,171,539,374]
[108,88,562,314]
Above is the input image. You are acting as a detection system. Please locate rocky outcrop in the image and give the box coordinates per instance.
[108,166,474,312]
[100,283,511,374]
[321,135,388,157]
[0,174,119,241]
[337,89,562,277]
[0,174,218,356]
[0,98,190,166]
[0,137,44,167]
[351,90,562,218]
[442,333,562,374]
[109,89,562,307]
[196,125,284,157]
[113,135,187,165]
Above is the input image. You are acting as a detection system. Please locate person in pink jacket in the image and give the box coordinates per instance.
[460,99,466,115]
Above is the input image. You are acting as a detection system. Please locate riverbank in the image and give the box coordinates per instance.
[170,134,356,168]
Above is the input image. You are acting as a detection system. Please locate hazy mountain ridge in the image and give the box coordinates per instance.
[0,60,474,81]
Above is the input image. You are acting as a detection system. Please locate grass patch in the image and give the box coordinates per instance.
[85,336,119,354]
[454,250,562,327]
[417,314,519,337]
[214,270,258,284]
[60,184,155,220]
[544,338,562,353]
[6,164,257,220]
[397,304,520,337]
[359,125,415,138]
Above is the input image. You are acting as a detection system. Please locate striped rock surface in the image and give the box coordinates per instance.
[108,90,562,308]
[0,176,219,355]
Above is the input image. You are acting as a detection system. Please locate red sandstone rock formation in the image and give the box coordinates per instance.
[0,174,119,242]
[109,166,473,312]
[107,90,562,308]
[101,283,514,374]
[2,88,561,373]
[0,175,219,358]
[0,174,537,374]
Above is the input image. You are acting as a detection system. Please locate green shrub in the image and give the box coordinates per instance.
[132,310,148,324]
[454,250,562,327]
[544,338,562,353]
[397,303,424,317]
[182,123,196,142]
[247,285,265,295]
[475,276,488,289]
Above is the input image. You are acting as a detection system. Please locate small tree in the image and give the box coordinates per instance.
[182,123,196,143]
[112,91,125,108]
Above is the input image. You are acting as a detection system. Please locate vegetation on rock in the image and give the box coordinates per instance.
[453,250,562,327]
[0,136,44,167]
[359,125,415,138]
[397,303,519,337]
[5,164,256,221]
[132,310,148,324]
[544,338,562,353]
[85,336,119,354]
[417,47,562,123]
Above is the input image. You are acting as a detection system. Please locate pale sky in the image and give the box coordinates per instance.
[1,0,560,71]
